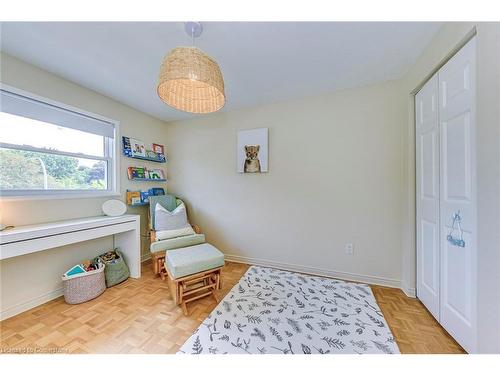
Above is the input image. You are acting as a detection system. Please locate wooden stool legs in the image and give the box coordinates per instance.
[158,258,167,280]
[151,251,168,280]
[166,267,223,316]
[155,250,223,315]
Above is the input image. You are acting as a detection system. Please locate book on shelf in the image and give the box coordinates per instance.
[152,143,165,154]
[127,166,166,180]
[148,187,165,196]
[127,167,147,179]
[126,188,165,206]
[122,136,166,162]
[126,190,142,205]
[156,153,167,162]
[122,136,132,157]
[140,191,150,203]
[147,169,165,180]
[131,138,146,157]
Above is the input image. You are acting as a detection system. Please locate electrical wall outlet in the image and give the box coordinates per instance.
[345,243,354,255]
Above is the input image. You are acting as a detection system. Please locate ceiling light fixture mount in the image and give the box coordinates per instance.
[184,22,203,40]
[157,22,225,114]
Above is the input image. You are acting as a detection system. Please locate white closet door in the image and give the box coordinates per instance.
[416,74,440,320]
[439,37,477,353]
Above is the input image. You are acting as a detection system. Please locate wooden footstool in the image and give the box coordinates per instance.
[165,243,225,315]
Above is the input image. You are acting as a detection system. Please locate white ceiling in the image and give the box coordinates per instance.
[0,22,442,122]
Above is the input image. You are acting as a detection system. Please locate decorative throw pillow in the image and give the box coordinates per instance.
[154,202,189,231]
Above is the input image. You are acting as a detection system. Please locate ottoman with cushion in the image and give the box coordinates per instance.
[150,232,206,278]
[166,243,225,315]
[148,194,204,278]
[148,194,226,314]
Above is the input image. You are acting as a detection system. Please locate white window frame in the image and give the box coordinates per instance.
[0,84,120,200]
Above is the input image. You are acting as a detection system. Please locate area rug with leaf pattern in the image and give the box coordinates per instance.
[178,265,399,354]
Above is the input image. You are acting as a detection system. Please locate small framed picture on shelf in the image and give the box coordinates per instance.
[131,138,146,157]
[152,143,165,155]
[148,169,165,180]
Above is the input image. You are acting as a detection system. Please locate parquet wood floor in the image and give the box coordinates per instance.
[0,261,465,354]
[371,286,465,354]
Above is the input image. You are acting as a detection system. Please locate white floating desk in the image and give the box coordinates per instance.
[0,214,141,278]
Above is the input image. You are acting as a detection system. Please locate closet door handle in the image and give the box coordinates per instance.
[447,234,465,248]
[447,211,466,248]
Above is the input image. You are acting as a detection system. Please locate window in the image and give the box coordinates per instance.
[0,85,119,198]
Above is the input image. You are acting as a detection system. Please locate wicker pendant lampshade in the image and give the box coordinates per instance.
[157,24,225,114]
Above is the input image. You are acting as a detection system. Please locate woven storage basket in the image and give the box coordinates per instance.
[62,263,106,304]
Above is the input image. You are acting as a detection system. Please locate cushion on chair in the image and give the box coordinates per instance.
[155,202,190,231]
[150,234,206,253]
[156,225,196,241]
[166,243,225,279]
[149,195,179,230]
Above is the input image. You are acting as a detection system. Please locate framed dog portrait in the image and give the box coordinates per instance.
[237,128,268,173]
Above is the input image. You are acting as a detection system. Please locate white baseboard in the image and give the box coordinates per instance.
[401,281,417,298]
[0,287,63,321]
[1,257,154,321]
[224,254,402,290]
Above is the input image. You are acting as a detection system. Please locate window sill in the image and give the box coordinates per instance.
[0,191,121,202]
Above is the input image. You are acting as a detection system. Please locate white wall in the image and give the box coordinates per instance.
[165,80,406,287]
[0,53,169,318]
[400,23,500,353]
